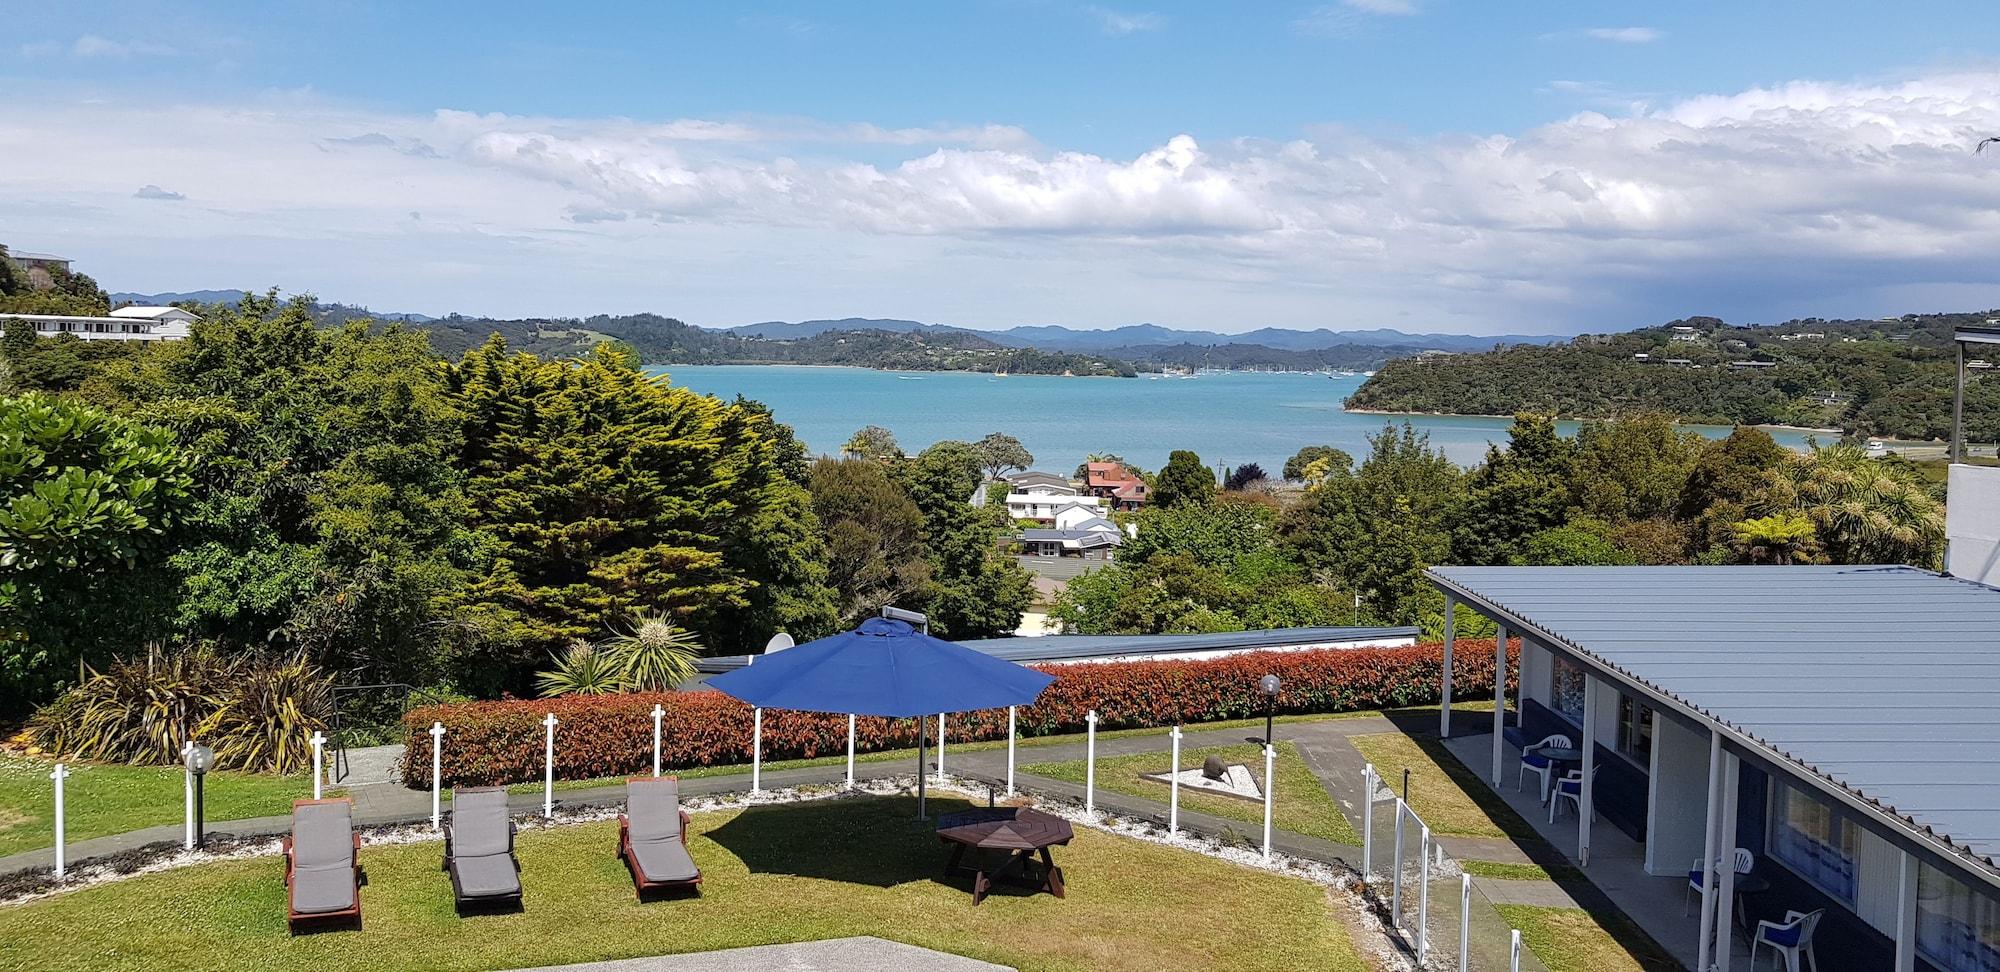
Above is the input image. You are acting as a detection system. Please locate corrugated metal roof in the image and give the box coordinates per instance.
[1429,564,2000,877]
[695,625,1417,674]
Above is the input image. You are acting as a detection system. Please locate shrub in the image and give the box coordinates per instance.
[25,646,333,773]
[403,639,1515,787]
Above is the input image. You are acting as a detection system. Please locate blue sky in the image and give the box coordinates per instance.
[5,1,2000,333]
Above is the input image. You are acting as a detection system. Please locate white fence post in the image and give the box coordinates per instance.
[1084,710,1098,814]
[846,713,857,789]
[1391,799,1406,929]
[430,721,446,830]
[1460,872,1473,971]
[750,707,763,794]
[1005,706,1017,796]
[310,730,325,800]
[50,763,69,879]
[1261,743,1276,861]
[542,712,557,819]
[181,741,195,850]
[651,703,663,778]
[1168,725,1183,835]
[935,713,946,781]
[1361,763,1376,886]
[1511,928,1523,972]
[1417,824,1432,963]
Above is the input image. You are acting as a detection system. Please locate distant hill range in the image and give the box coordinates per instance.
[719,317,1564,354]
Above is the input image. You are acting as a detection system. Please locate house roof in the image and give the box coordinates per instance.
[110,305,194,320]
[1007,471,1073,487]
[1428,564,2000,882]
[695,625,1419,674]
[1020,526,1122,545]
[9,251,69,262]
[1085,462,1137,485]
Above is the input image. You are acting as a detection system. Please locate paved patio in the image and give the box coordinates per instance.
[512,936,1011,972]
[1439,728,1755,970]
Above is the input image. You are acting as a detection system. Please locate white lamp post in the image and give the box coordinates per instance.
[1261,743,1276,860]
[50,763,70,879]
[1084,710,1098,814]
[185,743,215,848]
[542,713,558,819]
[429,721,446,830]
[180,741,195,850]
[310,730,325,800]
[651,703,663,778]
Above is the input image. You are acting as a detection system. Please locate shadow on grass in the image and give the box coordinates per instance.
[1376,710,1680,972]
[704,793,1053,902]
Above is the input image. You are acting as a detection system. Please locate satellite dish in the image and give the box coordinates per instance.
[763,632,795,654]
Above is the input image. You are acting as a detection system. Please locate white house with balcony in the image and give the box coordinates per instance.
[0,305,196,342]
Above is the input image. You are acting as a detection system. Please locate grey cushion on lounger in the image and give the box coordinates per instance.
[290,802,356,914]
[450,851,521,898]
[625,778,697,883]
[448,788,513,858]
[627,834,700,883]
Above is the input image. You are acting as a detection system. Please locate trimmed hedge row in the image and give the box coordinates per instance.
[400,639,1515,787]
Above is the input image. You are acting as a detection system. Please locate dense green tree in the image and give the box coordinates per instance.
[1570,414,1703,522]
[0,395,193,706]
[843,425,901,459]
[1280,424,1461,623]
[1519,523,1637,566]
[1679,426,1790,555]
[974,432,1034,481]
[1283,445,1353,482]
[808,457,931,626]
[1122,500,1276,570]
[1152,449,1216,509]
[1755,444,1945,567]
[900,441,1032,638]
[1451,414,1575,565]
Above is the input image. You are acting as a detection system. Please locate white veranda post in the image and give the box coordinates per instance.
[542,713,558,819]
[1168,725,1183,835]
[1439,593,1456,738]
[1005,706,1017,796]
[651,703,663,778]
[50,763,69,879]
[430,721,446,830]
[1491,624,1509,786]
[751,707,763,794]
[1261,743,1276,860]
[1697,729,1724,972]
[1579,676,1597,866]
[310,730,325,800]
[846,714,857,789]
[1084,710,1099,814]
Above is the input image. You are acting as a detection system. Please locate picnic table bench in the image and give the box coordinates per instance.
[935,807,1072,905]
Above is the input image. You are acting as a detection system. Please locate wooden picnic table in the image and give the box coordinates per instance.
[935,807,1072,905]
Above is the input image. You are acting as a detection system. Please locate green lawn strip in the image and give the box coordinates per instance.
[1458,859,1580,883]
[1021,741,1359,846]
[1496,904,1681,972]
[0,754,321,858]
[501,707,1418,796]
[0,795,1366,972]
[1348,731,1547,843]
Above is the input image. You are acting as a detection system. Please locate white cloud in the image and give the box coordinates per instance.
[1294,0,1415,39]
[1342,0,1418,15]
[1086,7,1167,35]
[133,184,185,201]
[1585,26,1663,44]
[3,71,1999,331]
[21,34,179,58]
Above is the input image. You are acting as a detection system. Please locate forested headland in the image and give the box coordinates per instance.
[1346,313,1998,441]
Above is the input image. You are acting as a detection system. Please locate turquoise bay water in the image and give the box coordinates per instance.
[657,365,1815,472]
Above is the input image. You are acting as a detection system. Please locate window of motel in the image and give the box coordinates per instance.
[1771,781,1860,904]
[1615,694,1653,763]
[1551,655,1586,720]
[1918,861,2000,972]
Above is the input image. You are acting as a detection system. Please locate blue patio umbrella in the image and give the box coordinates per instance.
[706,617,1055,816]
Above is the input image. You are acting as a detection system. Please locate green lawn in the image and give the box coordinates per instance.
[0,794,1367,972]
[0,754,320,858]
[1498,904,1680,972]
[1022,741,1360,846]
[1348,731,1529,840]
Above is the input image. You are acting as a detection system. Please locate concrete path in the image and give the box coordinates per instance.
[509,936,1011,972]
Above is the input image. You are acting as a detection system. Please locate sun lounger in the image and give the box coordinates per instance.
[283,798,362,932]
[618,776,701,897]
[444,786,522,910]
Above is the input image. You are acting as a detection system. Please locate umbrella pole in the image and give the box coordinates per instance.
[917,716,928,820]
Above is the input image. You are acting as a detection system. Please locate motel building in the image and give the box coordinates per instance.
[1429,565,2000,972]
[0,305,197,341]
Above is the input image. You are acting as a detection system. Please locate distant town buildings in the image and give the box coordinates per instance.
[0,305,197,342]
[1082,461,1149,511]
[1778,332,1826,341]
[9,251,73,289]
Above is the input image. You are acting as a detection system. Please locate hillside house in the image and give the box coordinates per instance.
[0,305,196,342]
[8,251,72,289]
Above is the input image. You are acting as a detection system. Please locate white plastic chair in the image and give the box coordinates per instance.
[1548,764,1600,823]
[1518,733,1573,803]
[1751,908,1822,972]
[1683,847,1755,916]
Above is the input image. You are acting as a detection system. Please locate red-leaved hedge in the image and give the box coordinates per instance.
[401,639,1515,787]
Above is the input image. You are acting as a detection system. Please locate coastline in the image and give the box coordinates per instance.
[1341,406,1845,436]
[645,361,1139,378]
